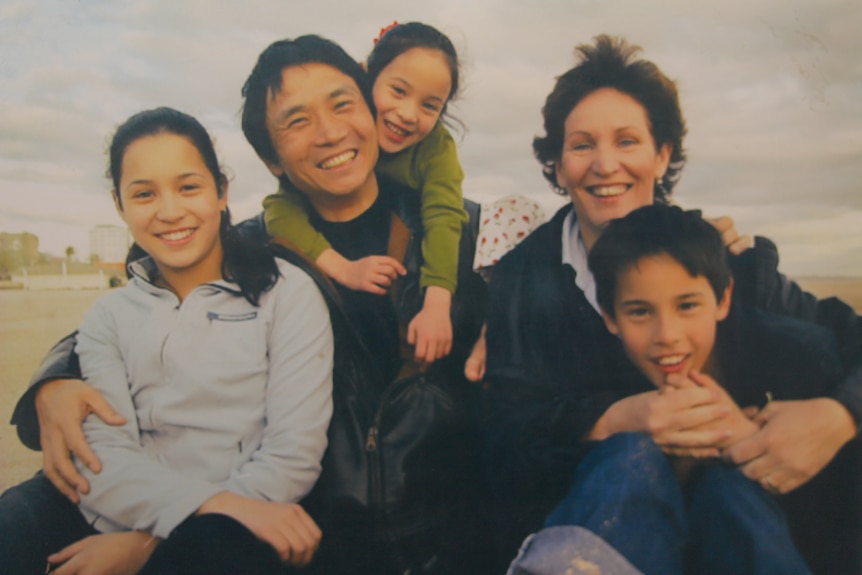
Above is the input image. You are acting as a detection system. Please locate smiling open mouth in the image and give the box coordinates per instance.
[319,150,356,169]
[158,229,195,241]
[654,354,687,367]
[384,120,411,138]
[587,185,629,198]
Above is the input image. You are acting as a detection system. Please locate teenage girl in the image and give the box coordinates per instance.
[0,107,333,575]
[263,21,466,365]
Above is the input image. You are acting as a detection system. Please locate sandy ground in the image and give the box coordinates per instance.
[2,278,861,494]
[0,289,105,492]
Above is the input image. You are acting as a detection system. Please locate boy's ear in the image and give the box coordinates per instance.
[716,279,734,322]
[601,308,621,337]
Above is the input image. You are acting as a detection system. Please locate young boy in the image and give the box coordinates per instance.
[590,204,847,450]
[588,203,859,574]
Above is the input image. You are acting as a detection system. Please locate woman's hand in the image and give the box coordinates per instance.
[47,531,157,575]
[706,215,753,255]
[722,398,857,494]
[589,379,730,457]
[36,379,126,503]
[464,323,487,383]
[197,492,321,567]
[408,286,453,364]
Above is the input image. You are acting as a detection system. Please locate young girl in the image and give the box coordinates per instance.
[263,21,466,365]
[0,107,333,575]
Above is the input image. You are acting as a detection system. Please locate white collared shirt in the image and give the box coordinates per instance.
[561,210,601,315]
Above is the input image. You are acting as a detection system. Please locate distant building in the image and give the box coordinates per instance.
[89,225,129,264]
[0,232,39,277]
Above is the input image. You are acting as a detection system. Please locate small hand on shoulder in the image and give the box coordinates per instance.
[705,215,753,256]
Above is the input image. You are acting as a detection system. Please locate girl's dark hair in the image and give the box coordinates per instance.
[533,34,687,201]
[109,107,279,306]
[366,22,463,131]
[589,203,731,318]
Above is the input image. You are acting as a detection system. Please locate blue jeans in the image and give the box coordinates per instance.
[507,525,643,575]
[0,472,97,574]
[542,433,811,575]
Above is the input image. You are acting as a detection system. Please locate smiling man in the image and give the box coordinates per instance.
[8,35,488,575]
[238,36,487,574]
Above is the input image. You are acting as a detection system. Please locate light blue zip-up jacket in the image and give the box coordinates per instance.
[74,257,333,538]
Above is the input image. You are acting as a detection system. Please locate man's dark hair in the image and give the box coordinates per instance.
[533,34,687,201]
[589,203,731,318]
[240,35,374,167]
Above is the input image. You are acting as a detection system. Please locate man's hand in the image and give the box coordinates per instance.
[36,379,125,503]
[317,249,406,295]
[589,383,730,457]
[706,215,753,255]
[47,531,157,575]
[464,323,487,383]
[722,398,857,494]
[408,286,453,364]
[197,492,321,567]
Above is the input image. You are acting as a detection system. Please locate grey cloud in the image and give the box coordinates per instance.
[1,0,860,273]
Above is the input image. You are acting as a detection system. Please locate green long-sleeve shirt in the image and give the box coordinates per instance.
[263,122,466,292]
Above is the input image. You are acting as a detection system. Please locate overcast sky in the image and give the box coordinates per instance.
[1,0,860,276]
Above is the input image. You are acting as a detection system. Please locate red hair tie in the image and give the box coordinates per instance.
[374,21,399,44]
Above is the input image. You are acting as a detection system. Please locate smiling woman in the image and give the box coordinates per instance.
[0,107,334,575]
[482,34,862,575]
[114,132,227,299]
[553,87,671,250]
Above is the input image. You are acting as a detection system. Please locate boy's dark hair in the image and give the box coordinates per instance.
[588,204,731,318]
[366,22,461,127]
[240,35,374,168]
[109,107,279,306]
[533,34,687,201]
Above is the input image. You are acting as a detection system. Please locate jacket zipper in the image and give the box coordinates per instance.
[364,375,416,518]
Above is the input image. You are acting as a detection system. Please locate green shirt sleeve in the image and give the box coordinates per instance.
[263,185,332,262]
[377,123,467,293]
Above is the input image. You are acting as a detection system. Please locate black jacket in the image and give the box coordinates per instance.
[481,204,862,561]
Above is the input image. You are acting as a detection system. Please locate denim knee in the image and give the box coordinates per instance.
[0,473,94,575]
[687,464,811,575]
[585,432,671,490]
[543,433,686,575]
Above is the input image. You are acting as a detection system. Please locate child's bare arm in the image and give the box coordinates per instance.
[316,249,406,295]
[408,286,453,364]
